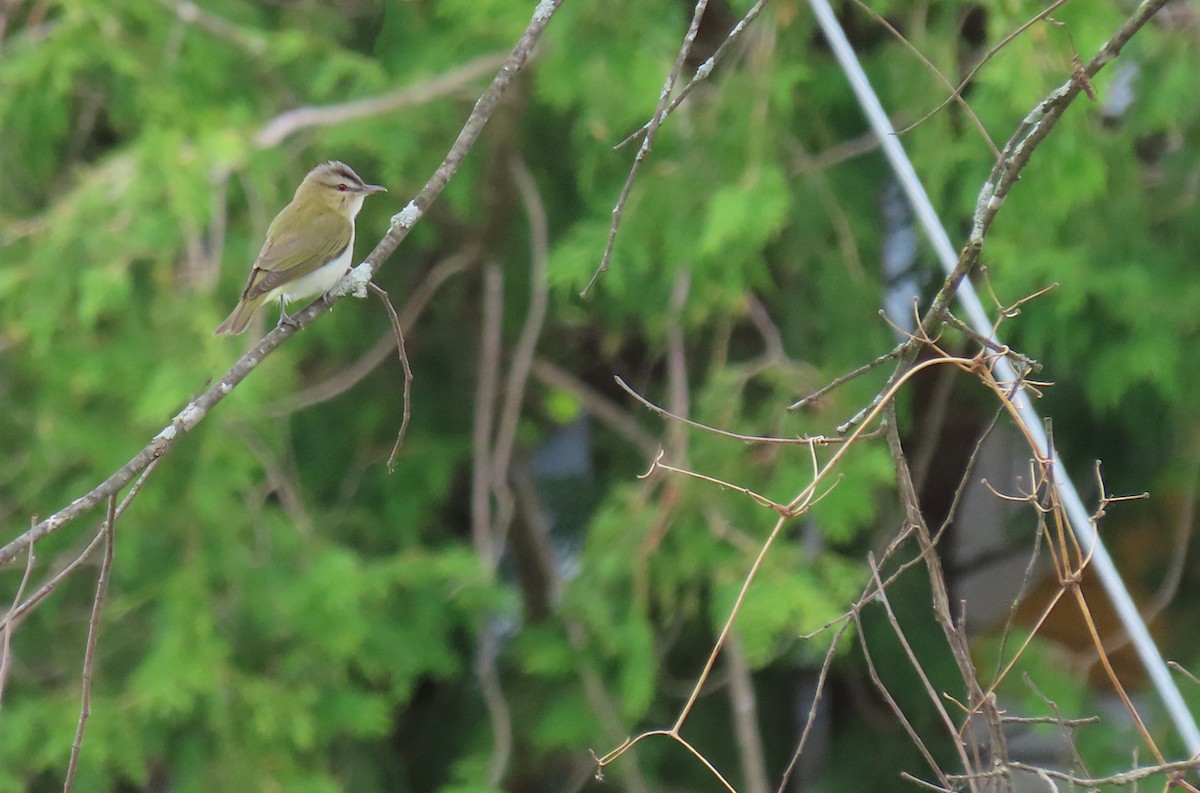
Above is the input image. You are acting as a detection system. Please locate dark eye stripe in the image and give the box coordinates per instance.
[327,162,363,188]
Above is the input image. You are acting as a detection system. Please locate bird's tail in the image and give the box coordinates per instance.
[213,296,264,336]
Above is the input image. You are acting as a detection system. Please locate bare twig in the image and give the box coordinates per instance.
[639,449,790,515]
[0,522,36,704]
[896,0,1073,137]
[472,264,504,566]
[726,634,770,793]
[581,0,711,297]
[529,359,658,456]
[853,609,953,791]
[62,496,116,793]
[620,376,867,446]
[367,282,413,471]
[476,626,513,787]
[866,553,986,793]
[256,51,508,147]
[1169,662,1200,687]
[664,270,692,459]
[885,407,1012,791]
[154,0,267,55]
[487,155,551,555]
[787,345,903,411]
[775,620,850,793]
[846,0,999,158]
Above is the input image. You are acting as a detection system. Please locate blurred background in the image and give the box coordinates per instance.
[2,0,1200,791]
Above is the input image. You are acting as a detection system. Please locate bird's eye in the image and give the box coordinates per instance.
[337,183,349,192]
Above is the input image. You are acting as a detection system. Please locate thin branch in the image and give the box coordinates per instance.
[1169,661,1200,688]
[896,0,1073,137]
[853,609,952,792]
[0,520,36,704]
[529,359,658,456]
[846,0,999,158]
[866,553,985,793]
[471,264,504,566]
[787,345,903,411]
[640,449,790,515]
[0,0,564,566]
[885,406,1012,792]
[775,620,850,793]
[476,626,513,787]
[62,495,116,793]
[1000,714,1100,728]
[581,0,711,297]
[256,51,508,147]
[619,376,866,446]
[154,0,267,55]
[367,282,413,471]
[487,154,551,555]
[726,634,770,793]
[664,270,692,459]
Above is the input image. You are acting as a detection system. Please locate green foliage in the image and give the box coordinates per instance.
[2,0,1199,791]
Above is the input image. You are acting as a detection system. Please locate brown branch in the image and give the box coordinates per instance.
[475,627,513,787]
[775,620,850,793]
[0,519,36,704]
[787,345,903,411]
[852,608,953,792]
[256,51,508,148]
[726,633,770,793]
[897,0,1073,137]
[886,405,1012,788]
[529,359,658,456]
[0,0,564,566]
[471,264,504,567]
[62,495,116,793]
[866,553,987,793]
[664,270,692,458]
[487,154,551,554]
[367,282,413,471]
[863,0,1172,430]
[620,376,866,446]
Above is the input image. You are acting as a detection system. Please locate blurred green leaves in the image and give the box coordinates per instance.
[2,0,1199,791]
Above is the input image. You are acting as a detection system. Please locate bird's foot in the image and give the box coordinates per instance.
[277,307,301,330]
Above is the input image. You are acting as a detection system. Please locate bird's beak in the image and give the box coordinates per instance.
[364,184,387,194]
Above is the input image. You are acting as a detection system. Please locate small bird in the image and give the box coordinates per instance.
[214,161,386,336]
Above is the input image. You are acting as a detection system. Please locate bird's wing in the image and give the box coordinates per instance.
[240,211,352,301]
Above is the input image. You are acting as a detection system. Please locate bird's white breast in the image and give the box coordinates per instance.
[269,230,355,306]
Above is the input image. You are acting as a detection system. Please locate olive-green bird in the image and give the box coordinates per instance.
[214,161,386,336]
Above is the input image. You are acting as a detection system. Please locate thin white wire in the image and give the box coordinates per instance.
[807,0,1200,752]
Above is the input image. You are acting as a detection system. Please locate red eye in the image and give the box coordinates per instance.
[337,183,349,192]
